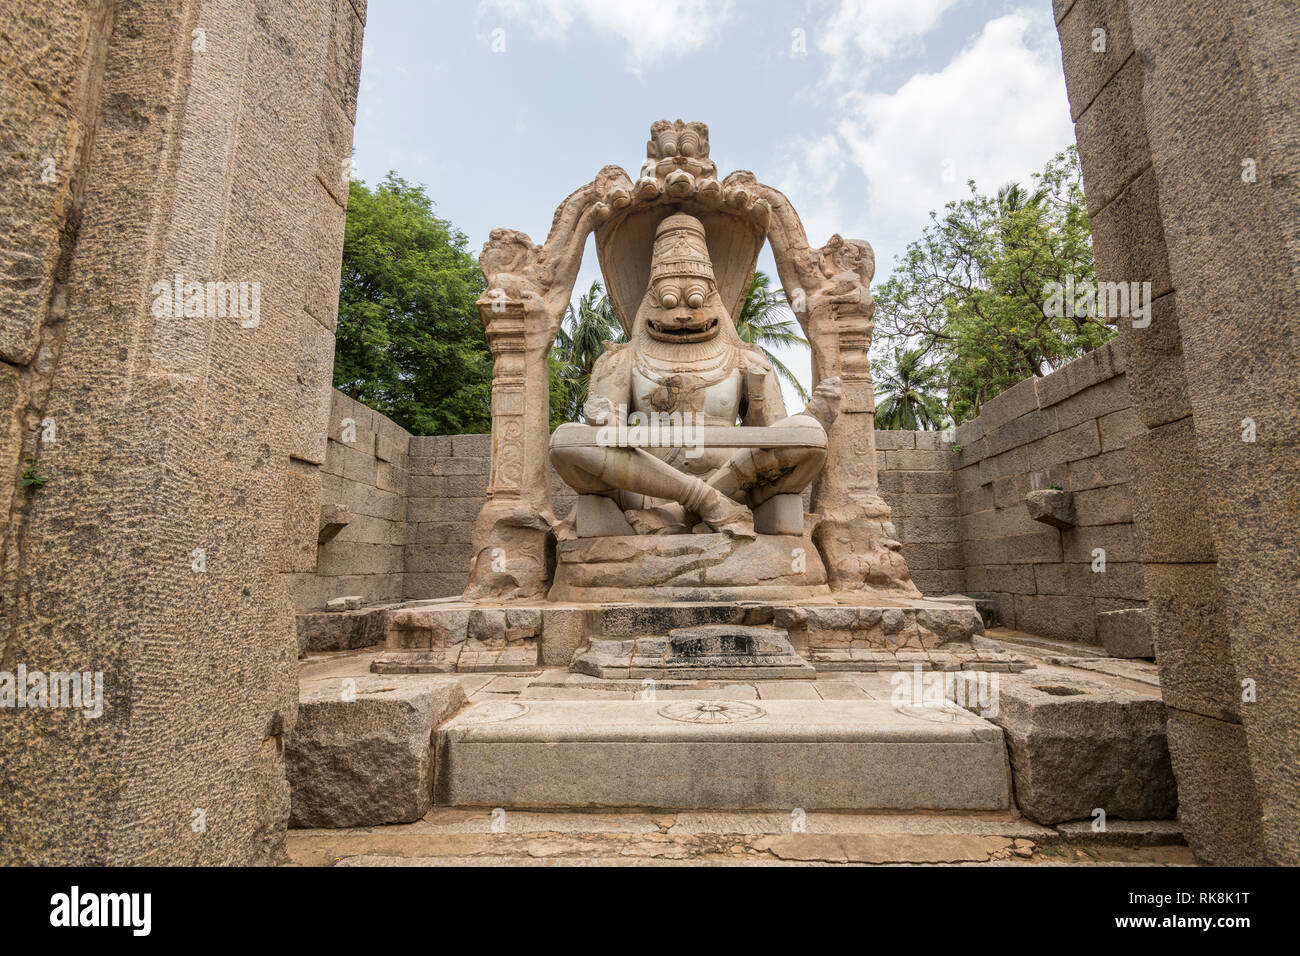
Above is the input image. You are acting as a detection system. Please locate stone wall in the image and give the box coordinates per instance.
[1053,0,1300,865]
[953,340,1146,641]
[288,391,410,610]
[0,0,366,865]
[874,432,965,597]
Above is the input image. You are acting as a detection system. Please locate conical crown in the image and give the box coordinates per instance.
[649,213,715,284]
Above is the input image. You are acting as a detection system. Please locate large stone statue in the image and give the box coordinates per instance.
[373,121,992,677]
[461,120,918,603]
[550,212,841,540]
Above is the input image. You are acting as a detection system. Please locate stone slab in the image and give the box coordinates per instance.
[436,699,1011,810]
[288,676,468,828]
[988,675,1176,825]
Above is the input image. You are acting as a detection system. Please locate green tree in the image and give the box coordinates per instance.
[334,173,492,435]
[549,280,625,427]
[873,347,948,430]
[873,146,1109,423]
[739,270,810,403]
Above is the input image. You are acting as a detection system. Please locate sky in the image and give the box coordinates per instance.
[350,0,1077,408]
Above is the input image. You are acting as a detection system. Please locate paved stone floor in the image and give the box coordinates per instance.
[293,627,1178,866]
[287,809,1191,866]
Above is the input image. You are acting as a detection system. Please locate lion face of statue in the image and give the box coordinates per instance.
[644,274,727,343]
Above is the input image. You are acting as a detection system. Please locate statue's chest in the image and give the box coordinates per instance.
[631,365,742,422]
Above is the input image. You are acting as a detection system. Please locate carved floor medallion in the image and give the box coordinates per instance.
[657,700,766,724]
[458,701,530,724]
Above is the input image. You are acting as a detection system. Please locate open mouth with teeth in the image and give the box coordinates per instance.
[647,315,719,342]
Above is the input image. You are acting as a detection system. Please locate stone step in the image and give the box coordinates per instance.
[435,699,1012,811]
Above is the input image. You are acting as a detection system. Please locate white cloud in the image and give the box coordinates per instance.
[836,13,1074,230]
[483,0,733,72]
[770,133,857,248]
[817,0,960,73]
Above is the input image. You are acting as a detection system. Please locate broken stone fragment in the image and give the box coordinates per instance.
[325,595,363,612]
[1024,488,1076,529]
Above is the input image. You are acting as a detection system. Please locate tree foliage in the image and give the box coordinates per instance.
[549,280,625,428]
[872,146,1111,423]
[334,174,492,435]
[873,347,948,430]
[739,271,810,404]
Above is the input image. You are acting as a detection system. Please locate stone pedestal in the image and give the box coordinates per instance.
[549,532,829,602]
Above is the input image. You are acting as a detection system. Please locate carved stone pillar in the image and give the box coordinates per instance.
[463,299,555,600]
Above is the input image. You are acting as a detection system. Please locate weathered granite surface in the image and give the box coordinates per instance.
[288,676,467,828]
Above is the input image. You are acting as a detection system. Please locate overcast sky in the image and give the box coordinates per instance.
[350,0,1076,408]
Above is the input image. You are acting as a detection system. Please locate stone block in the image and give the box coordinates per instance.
[1089,165,1174,299]
[1097,607,1153,658]
[574,493,636,537]
[296,606,388,653]
[540,606,602,666]
[1071,484,1133,526]
[1051,374,1133,432]
[1025,488,1076,529]
[1124,418,1216,562]
[989,676,1177,825]
[1119,292,1191,428]
[985,408,1056,458]
[1098,406,1144,452]
[880,470,957,495]
[1066,448,1130,491]
[1014,594,1097,642]
[1056,0,1136,121]
[977,375,1040,432]
[1074,54,1152,215]
[1164,710,1264,865]
[873,430,915,449]
[437,699,1011,810]
[287,676,467,827]
[753,493,805,534]
[1143,563,1238,721]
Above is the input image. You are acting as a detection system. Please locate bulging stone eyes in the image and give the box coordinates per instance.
[686,290,704,308]
[660,289,679,308]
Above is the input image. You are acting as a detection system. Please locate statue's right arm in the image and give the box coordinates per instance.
[583,343,632,424]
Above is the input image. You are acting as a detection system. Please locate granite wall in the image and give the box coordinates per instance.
[953,339,1146,641]
[288,390,410,610]
[1054,0,1299,865]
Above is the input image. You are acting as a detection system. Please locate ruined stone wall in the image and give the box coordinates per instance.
[288,390,409,610]
[953,340,1146,641]
[0,0,365,865]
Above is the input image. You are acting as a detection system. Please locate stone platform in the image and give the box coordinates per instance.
[435,698,1012,811]
[371,594,1028,676]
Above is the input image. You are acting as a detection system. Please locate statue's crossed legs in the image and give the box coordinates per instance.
[550,416,827,539]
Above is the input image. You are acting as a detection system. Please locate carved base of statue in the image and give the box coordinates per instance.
[548,531,830,603]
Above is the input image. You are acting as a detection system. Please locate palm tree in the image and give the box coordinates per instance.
[550,280,624,423]
[873,347,948,430]
[735,271,811,403]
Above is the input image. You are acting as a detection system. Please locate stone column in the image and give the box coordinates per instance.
[462,299,557,601]
[1057,0,1298,863]
[0,0,363,864]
